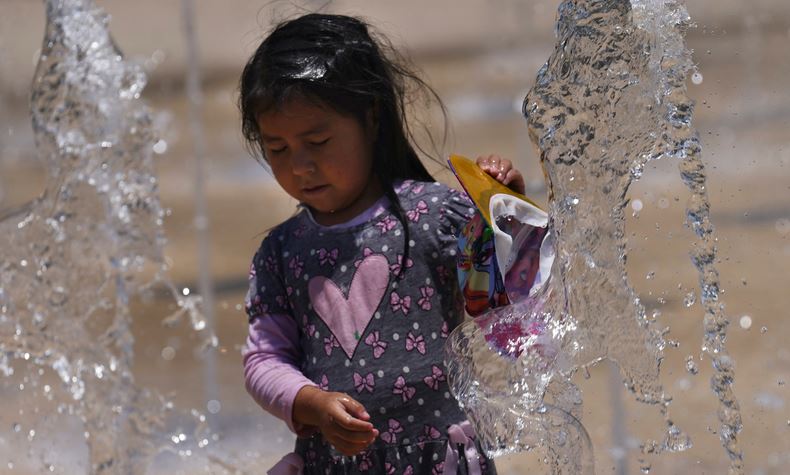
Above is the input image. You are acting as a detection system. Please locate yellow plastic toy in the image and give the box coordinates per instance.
[447,154,542,226]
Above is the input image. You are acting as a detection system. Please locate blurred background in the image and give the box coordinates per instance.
[1,0,788,473]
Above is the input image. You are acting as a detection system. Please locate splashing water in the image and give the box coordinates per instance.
[0,0,217,472]
[446,0,743,473]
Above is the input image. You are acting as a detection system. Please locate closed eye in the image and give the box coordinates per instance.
[266,145,287,155]
[308,137,330,147]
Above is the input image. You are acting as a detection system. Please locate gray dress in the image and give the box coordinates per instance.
[247,180,497,474]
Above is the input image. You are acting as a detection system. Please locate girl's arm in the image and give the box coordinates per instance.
[242,313,319,436]
[243,315,379,455]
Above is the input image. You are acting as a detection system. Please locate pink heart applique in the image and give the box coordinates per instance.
[308,254,389,359]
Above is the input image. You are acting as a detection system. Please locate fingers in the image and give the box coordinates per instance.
[503,168,526,194]
[323,395,378,456]
[476,154,509,180]
[331,395,376,432]
[476,154,525,194]
[336,393,371,422]
[326,418,377,444]
[301,390,378,456]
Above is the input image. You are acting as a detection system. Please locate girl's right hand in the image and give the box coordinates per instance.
[293,386,379,456]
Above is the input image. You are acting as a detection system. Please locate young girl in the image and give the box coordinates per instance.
[239,13,524,474]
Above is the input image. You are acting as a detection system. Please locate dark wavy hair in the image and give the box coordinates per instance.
[239,13,447,277]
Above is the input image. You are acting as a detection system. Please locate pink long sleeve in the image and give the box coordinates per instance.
[242,313,318,436]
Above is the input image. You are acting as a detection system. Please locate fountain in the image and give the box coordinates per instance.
[0,0,216,472]
[446,0,743,473]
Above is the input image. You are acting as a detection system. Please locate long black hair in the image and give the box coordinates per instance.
[239,13,447,278]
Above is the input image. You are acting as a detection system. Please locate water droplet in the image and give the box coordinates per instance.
[761,326,768,334]
[775,218,790,235]
[181,287,190,296]
[161,346,176,361]
[683,292,696,307]
[691,72,703,85]
[646,271,655,280]
[631,199,643,212]
[207,399,221,414]
[685,356,699,375]
[738,315,752,330]
[663,424,692,452]
[152,139,168,155]
[12,423,21,432]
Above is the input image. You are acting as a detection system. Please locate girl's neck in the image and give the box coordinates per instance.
[309,178,385,226]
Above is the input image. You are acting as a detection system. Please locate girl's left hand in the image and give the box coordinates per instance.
[476,154,526,195]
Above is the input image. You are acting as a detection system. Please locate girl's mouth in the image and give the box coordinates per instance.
[302,184,328,196]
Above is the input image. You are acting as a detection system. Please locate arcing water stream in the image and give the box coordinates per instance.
[446,0,743,473]
[0,0,216,472]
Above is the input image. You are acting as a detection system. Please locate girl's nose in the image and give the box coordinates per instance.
[291,149,316,176]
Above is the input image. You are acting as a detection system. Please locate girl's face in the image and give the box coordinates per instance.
[257,97,382,226]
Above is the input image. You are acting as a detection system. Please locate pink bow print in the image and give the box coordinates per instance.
[417,424,442,449]
[390,291,411,315]
[354,247,374,268]
[264,255,278,273]
[406,200,428,222]
[288,255,304,279]
[392,375,416,402]
[364,331,388,359]
[353,372,375,394]
[357,452,373,471]
[302,315,316,338]
[319,374,329,391]
[380,418,403,444]
[441,321,449,338]
[317,248,339,267]
[247,294,268,316]
[405,331,426,355]
[410,183,424,194]
[389,254,414,276]
[418,286,434,311]
[324,335,340,356]
[423,365,446,391]
[376,216,397,234]
[436,265,450,285]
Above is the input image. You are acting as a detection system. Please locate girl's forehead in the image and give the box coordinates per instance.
[257,98,335,137]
